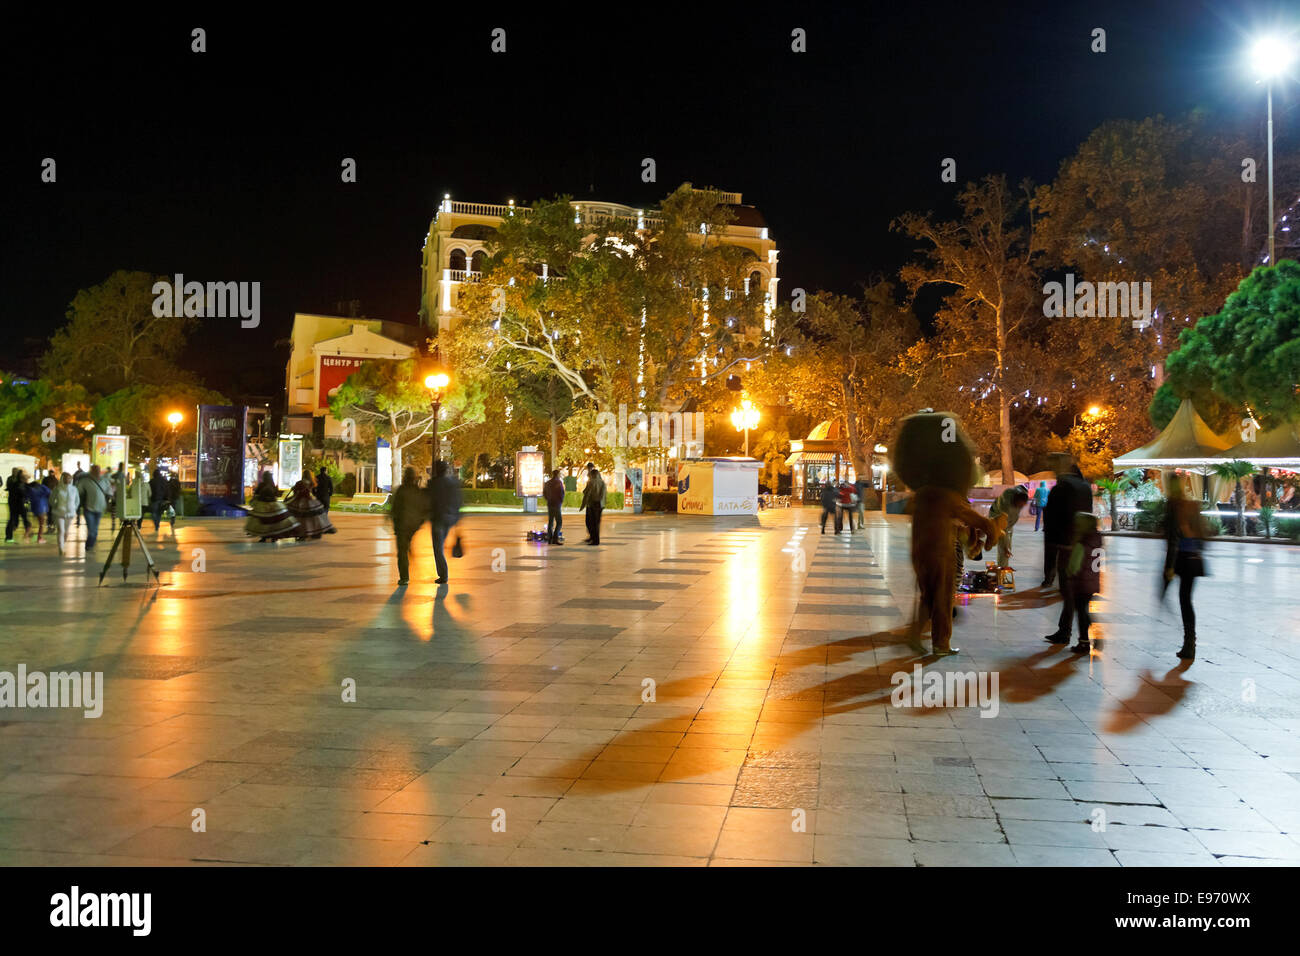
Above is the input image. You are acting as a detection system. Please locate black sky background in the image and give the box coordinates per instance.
[3,1,1296,402]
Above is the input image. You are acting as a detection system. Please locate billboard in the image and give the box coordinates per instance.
[197,405,246,504]
[377,438,392,491]
[676,458,760,515]
[515,449,545,498]
[278,435,303,490]
[318,356,367,410]
[624,467,643,513]
[92,433,130,473]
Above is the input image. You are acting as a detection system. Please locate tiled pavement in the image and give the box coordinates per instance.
[0,507,1298,866]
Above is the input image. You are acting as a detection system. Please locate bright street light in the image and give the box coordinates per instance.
[1247,33,1296,264]
[167,411,183,427]
[424,373,450,391]
[730,398,760,457]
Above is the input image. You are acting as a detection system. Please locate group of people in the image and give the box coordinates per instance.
[819,478,870,534]
[244,467,337,543]
[5,463,183,556]
[389,461,463,584]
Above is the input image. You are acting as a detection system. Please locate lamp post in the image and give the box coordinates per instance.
[166,411,183,459]
[1250,35,1295,265]
[730,398,760,457]
[424,372,450,475]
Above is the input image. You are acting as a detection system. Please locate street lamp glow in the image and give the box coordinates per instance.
[730,399,760,457]
[1087,405,1101,417]
[425,373,450,391]
[166,411,183,426]
[1250,35,1295,78]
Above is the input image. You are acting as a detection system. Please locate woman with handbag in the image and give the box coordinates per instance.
[1162,476,1208,661]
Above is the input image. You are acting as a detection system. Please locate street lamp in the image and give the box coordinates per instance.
[730,398,760,457]
[1249,34,1296,265]
[424,372,450,471]
[166,411,183,459]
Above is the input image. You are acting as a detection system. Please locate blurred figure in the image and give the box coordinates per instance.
[72,464,86,527]
[581,463,605,546]
[1066,512,1103,654]
[5,469,32,543]
[149,467,167,531]
[27,473,51,543]
[428,460,463,582]
[1043,457,1093,641]
[1163,476,1208,661]
[166,472,182,529]
[543,468,565,544]
[389,467,426,585]
[1032,480,1049,531]
[837,480,858,532]
[244,471,299,542]
[285,477,335,540]
[987,484,1029,567]
[50,472,80,556]
[315,466,334,513]
[75,465,109,548]
[819,481,838,534]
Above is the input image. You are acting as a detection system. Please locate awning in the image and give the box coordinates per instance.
[786,451,841,465]
[1112,399,1233,469]
[1216,422,1300,469]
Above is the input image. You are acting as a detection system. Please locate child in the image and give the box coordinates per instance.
[1066,511,1102,654]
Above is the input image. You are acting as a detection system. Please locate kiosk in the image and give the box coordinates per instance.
[676,457,762,515]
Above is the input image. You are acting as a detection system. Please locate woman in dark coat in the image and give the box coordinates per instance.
[1163,476,1208,661]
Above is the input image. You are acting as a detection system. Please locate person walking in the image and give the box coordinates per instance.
[1163,476,1208,661]
[315,466,334,513]
[543,468,565,544]
[1032,480,1049,532]
[27,473,51,543]
[72,465,86,528]
[581,463,606,545]
[5,469,32,543]
[285,477,336,540]
[389,467,426,585]
[1044,457,1094,642]
[1066,511,1103,654]
[819,481,838,534]
[75,465,109,548]
[244,471,300,542]
[50,472,80,556]
[838,480,858,532]
[166,472,182,529]
[148,467,168,532]
[428,460,463,582]
[855,476,869,528]
[987,484,1029,568]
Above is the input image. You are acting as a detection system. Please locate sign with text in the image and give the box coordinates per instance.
[318,356,367,410]
[91,433,130,473]
[278,435,303,490]
[197,405,247,504]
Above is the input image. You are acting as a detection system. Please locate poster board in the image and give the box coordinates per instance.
[676,458,761,515]
[92,433,130,473]
[376,438,392,491]
[515,449,545,498]
[197,405,247,505]
[624,467,643,513]
[278,435,303,490]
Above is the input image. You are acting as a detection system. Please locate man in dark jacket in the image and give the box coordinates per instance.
[315,467,334,512]
[148,468,168,531]
[581,463,606,545]
[1042,456,1094,643]
[542,469,565,544]
[427,461,463,583]
[389,467,427,585]
[819,482,838,534]
[5,469,31,543]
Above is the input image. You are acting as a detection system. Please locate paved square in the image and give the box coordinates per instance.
[0,509,1297,866]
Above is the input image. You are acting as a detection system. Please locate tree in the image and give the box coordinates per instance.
[1095,472,1139,532]
[776,286,919,478]
[512,368,574,472]
[93,383,229,459]
[1211,459,1257,536]
[329,358,484,488]
[0,376,95,465]
[42,271,196,394]
[895,176,1041,482]
[1154,261,1300,431]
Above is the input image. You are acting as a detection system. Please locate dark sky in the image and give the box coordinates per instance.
[3,0,1295,401]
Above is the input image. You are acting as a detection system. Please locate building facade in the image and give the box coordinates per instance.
[419,189,780,334]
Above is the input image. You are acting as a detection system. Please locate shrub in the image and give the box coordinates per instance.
[338,473,357,498]
[641,491,677,513]
[1136,499,1166,533]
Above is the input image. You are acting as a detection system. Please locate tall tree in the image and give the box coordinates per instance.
[0,376,95,464]
[894,175,1041,482]
[42,270,196,394]
[93,383,229,459]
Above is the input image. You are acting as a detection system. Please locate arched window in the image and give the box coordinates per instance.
[470,250,487,273]
[749,271,764,294]
[448,248,467,271]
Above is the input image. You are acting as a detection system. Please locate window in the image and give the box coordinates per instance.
[448,248,467,271]
[470,250,487,273]
[749,271,764,293]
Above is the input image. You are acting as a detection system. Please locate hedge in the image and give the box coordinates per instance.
[461,488,625,510]
[641,491,677,513]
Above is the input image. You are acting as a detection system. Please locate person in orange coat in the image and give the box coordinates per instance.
[891,411,997,656]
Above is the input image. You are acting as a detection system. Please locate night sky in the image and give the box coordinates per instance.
[3,1,1294,401]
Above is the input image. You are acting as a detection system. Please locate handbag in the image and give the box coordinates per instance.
[451,533,465,558]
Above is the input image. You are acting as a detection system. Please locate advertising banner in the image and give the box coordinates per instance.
[676,461,714,514]
[515,449,545,498]
[377,438,392,491]
[197,405,246,504]
[278,435,303,490]
[91,433,130,473]
[676,458,760,515]
[318,356,367,410]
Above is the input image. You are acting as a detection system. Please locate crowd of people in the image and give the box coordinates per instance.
[244,467,337,543]
[5,463,184,555]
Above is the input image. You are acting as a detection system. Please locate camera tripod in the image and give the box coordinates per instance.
[98,518,160,586]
